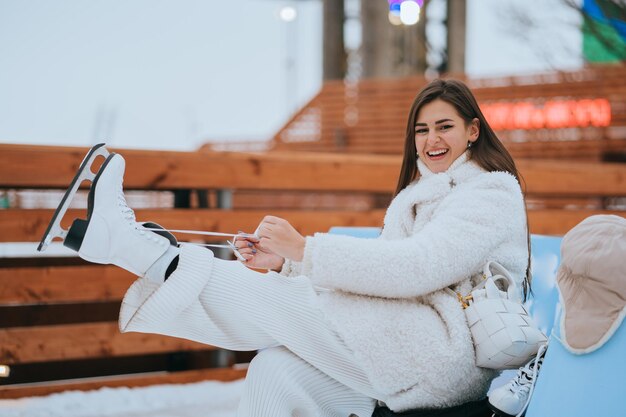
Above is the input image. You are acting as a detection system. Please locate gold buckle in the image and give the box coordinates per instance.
[456,292,473,309]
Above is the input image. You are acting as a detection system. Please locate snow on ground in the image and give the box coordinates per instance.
[0,379,245,417]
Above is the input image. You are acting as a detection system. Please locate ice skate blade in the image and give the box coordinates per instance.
[37,143,111,252]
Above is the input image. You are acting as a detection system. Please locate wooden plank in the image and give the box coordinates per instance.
[516,160,626,196]
[526,197,604,210]
[0,302,120,327]
[0,144,401,192]
[0,367,247,399]
[0,322,215,364]
[0,208,387,243]
[0,265,133,304]
[231,191,383,210]
[1,207,625,243]
[1,205,624,244]
[1,144,625,195]
[527,210,624,236]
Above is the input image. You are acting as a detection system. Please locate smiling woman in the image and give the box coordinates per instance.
[41,79,532,416]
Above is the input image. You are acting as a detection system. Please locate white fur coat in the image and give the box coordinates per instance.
[283,152,528,410]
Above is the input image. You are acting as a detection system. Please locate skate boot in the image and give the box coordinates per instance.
[38,145,174,276]
[488,344,548,417]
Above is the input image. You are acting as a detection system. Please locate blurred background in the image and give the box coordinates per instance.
[0,1,624,410]
[2,0,621,151]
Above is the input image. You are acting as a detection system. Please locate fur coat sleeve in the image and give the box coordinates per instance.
[300,171,526,299]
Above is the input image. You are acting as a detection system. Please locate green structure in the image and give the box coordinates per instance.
[583,0,626,62]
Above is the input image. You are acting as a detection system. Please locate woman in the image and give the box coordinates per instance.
[55,79,529,416]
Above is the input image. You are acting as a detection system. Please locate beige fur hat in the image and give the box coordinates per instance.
[556,215,626,354]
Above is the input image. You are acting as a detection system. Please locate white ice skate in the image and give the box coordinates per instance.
[488,344,548,417]
[38,144,173,276]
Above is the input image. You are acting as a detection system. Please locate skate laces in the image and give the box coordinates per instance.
[140,227,258,254]
[508,362,536,395]
[506,343,548,416]
[116,184,137,223]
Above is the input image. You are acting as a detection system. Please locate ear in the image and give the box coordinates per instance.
[468,118,480,143]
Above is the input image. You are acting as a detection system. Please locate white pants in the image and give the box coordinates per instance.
[121,245,379,417]
[240,347,375,417]
[205,257,378,417]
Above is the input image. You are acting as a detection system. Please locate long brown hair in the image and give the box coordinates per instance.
[395,79,532,300]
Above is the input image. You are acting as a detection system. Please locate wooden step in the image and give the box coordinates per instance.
[0,367,247,399]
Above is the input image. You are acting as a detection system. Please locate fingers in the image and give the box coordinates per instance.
[260,216,291,232]
[235,240,257,255]
[229,232,254,264]
[233,221,284,260]
[234,231,265,261]
[234,238,252,250]
[255,216,291,241]
[255,223,272,239]
[236,231,259,242]
[262,215,283,224]
[235,231,259,248]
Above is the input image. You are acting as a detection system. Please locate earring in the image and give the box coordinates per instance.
[467,142,472,149]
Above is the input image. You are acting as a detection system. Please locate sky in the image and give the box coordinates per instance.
[0,0,582,151]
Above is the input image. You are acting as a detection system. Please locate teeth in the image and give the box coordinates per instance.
[427,149,447,156]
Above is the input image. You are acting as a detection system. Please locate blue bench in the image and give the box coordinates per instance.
[521,230,625,417]
[328,227,626,416]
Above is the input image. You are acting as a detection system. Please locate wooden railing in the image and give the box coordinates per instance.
[0,143,624,398]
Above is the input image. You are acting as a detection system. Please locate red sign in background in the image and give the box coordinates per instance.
[482,99,611,131]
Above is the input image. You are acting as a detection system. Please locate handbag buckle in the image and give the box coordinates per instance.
[456,292,473,309]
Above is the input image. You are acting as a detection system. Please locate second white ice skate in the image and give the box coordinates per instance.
[40,146,172,276]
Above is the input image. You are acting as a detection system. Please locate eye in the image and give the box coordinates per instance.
[415,127,428,135]
[440,124,453,131]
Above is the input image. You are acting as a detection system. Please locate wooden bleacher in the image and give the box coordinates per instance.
[0,144,624,399]
[267,65,626,161]
[0,146,399,399]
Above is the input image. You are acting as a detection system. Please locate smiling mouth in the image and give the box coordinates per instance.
[426,149,449,158]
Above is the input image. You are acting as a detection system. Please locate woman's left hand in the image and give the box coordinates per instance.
[255,216,306,261]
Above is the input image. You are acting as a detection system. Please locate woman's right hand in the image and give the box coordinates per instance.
[234,234,285,271]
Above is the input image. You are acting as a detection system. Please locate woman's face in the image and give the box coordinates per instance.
[414,99,479,173]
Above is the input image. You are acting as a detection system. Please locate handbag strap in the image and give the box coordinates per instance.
[445,287,473,309]
[446,261,518,309]
[484,261,515,289]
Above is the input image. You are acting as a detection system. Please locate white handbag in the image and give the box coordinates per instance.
[447,261,548,370]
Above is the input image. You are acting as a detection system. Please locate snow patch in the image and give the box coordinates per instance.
[0,379,245,417]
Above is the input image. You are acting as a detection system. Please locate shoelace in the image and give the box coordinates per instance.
[508,363,537,395]
[143,228,255,238]
[117,184,137,224]
[142,227,257,259]
[115,181,256,257]
[507,343,548,417]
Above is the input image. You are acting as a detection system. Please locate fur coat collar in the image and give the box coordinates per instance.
[381,152,485,240]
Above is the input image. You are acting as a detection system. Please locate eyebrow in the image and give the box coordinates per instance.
[415,118,454,126]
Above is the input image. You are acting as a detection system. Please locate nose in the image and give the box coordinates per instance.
[426,129,440,146]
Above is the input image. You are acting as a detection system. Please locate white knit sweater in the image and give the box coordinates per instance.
[282,152,528,410]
